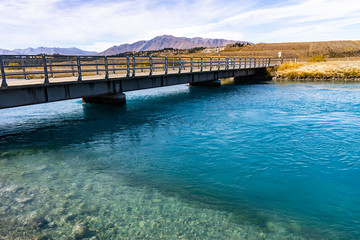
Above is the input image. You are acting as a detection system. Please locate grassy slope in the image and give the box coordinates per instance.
[167,40,360,60]
[226,41,360,59]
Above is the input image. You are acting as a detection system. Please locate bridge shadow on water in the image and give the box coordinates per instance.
[0,81,255,146]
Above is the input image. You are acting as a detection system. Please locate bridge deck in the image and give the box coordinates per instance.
[1,55,281,89]
[3,65,263,88]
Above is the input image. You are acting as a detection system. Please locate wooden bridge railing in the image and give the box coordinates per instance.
[0,55,281,88]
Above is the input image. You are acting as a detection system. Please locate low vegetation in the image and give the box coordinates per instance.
[5,62,22,70]
[307,55,326,62]
[274,61,360,80]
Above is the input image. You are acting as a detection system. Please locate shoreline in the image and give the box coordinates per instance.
[272,76,360,82]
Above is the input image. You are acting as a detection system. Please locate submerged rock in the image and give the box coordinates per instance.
[72,223,90,239]
[25,212,49,229]
[15,196,33,204]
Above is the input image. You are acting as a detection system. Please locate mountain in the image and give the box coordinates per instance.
[99,35,248,56]
[0,47,96,55]
[0,35,250,56]
[0,49,19,55]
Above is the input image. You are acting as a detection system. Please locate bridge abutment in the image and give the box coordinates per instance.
[82,93,126,105]
[234,68,271,83]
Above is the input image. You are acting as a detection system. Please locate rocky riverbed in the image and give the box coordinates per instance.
[0,149,310,240]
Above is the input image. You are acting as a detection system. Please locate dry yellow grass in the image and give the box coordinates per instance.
[275,61,360,80]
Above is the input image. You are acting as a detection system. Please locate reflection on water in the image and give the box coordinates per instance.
[1,82,360,239]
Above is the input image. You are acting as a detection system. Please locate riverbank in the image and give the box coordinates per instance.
[273,61,360,81]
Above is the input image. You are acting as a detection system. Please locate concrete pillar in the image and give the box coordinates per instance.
[82,93,126,105]
[189,80,221,87]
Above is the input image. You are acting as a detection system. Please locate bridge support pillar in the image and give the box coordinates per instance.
[189,80,221,87]
[82,93,126,105]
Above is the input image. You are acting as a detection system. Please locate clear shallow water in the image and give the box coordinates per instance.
[1,81,360,239]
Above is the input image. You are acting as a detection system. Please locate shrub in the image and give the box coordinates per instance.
[308,55,326,62]
[5,62,22,70]
[277,62,301,71]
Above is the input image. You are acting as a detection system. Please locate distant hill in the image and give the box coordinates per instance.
[0,47,97,56]
[99,35,248,56]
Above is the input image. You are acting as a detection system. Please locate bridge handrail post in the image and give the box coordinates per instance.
[178,57,182,74]
[43,55,49,84]
[49,59,54,78]
[95,59,99,75]
[0,56,7,88]
[104,56,109,79]
[165,57,168,75]
[201,57,203,72]
[132,56,136,77]
[218,57,220,70]
[239,58,241,69]
[112,59,116,74]
[210,57,212,71]
[149,56,153,76]
[70,59,75,76]
[190,57,193,73]
[77,56,82,82]
[126,56,130,78]
[233,57,236,69]
[22,59,28,79]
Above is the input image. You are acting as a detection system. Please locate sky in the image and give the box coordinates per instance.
[1,0,360,51]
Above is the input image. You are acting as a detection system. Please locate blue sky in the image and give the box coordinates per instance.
[0,0,360,51]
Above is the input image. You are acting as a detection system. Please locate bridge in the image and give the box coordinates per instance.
[0,55,279,109]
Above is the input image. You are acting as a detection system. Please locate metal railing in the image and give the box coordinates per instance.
[0,55,279,88]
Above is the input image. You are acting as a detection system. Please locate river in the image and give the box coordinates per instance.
[0,81,359,239]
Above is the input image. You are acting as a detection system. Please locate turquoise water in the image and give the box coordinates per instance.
[1,81,360,239]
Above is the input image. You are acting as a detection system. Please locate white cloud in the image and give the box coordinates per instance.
[0,0,359,51]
